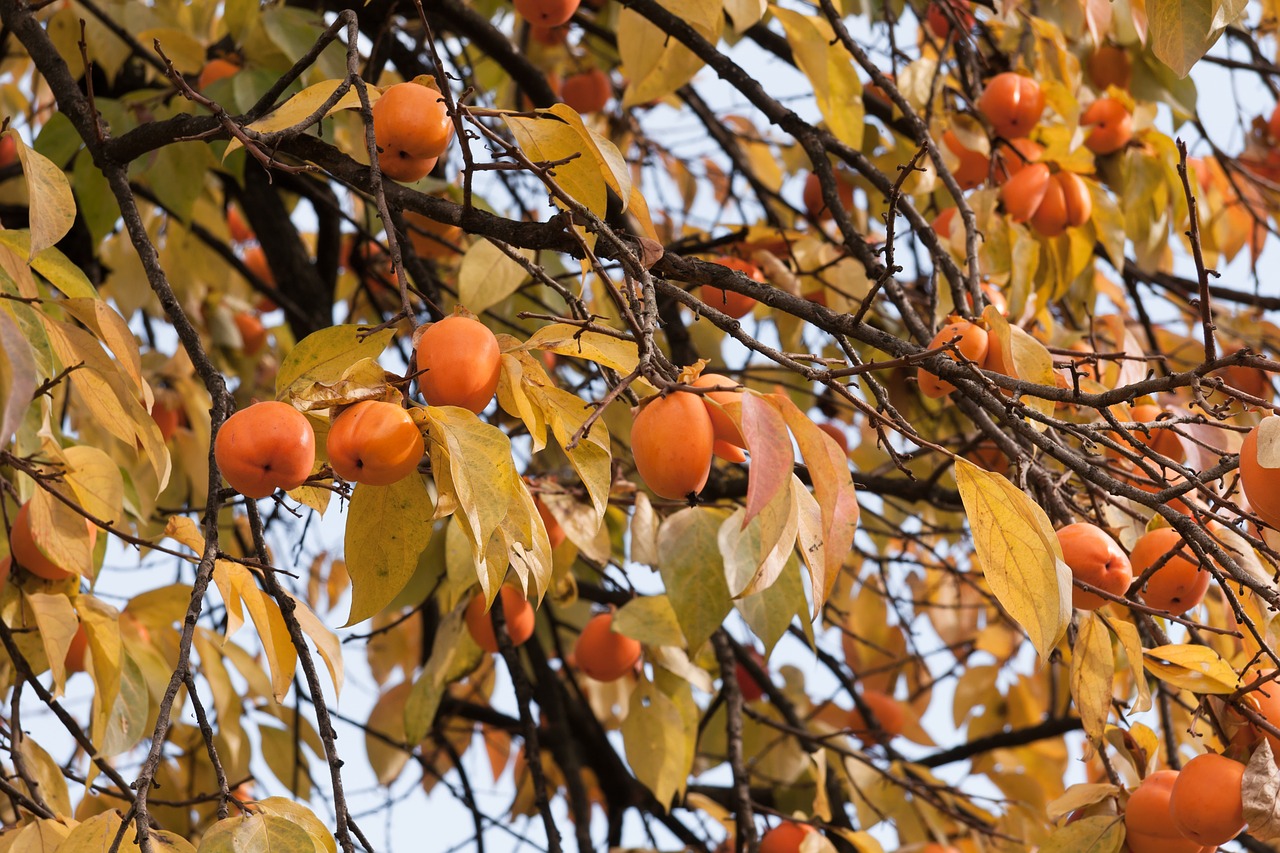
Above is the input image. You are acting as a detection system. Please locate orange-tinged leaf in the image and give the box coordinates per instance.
[955,459,1071,658]
[27,592,78,696]
[365,682,413,786]
[741,392,792,527]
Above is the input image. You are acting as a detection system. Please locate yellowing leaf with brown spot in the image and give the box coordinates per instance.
[343,475,435,627]
[955,459,1071,659]
[1070,611,1114,742]
[1142,643,1240,694]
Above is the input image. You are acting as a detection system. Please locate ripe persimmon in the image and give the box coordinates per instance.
[1088,44,1132,92]
[415,315,502,413]
[573,612,641,681]
[65,623,88,674]
[0,556,10,592]
[701,257,763,319]
[1169,753,1245,846]
[1113,403,1184,462]
[561,68,611,114]
[693,373,745,448]
[0,135,16,169]
[803,169,856,219]
[817,421,849,453]
[942,129,990,190]
[152,401,186,442]
[1030,171,1093,237]
[534,497,566,549]
[847,690,904,744]
[992,137,1044,184]
[1125,770,1206,853]
[1240,420,1280,528]
[242,245,274,285]
[918,320,990,398]
[631,392,715,500]
[921,846,961,853]
[514,0,581,28]
[965,440,1009,475]
[925,0,974,39]
[227,206,253,243]
[1237,672,1280,755]
[933,206,958,240]
[465,586,536,653]
[759,821,817,853]
[197,58,239,91]
[735,650,767,702]
[999,162,1051,223]
[405,211,464,260]
[214,401,317,499]
[233,312,268,356]
[530,23,570,45]
[1129,527,1210,615]
[326,401,425,486]
[713,440,747,463]
[978,73,1045,138]
[1083,97,1133,155]
[1057,522,1132,610]
[374,82,454,166]
[12,501,96,581]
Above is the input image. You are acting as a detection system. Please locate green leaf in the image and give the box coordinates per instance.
[404,599,483,742]
[457,239,531,317]
[1038,815,1125,853]
[343,475,435,626]
[276,325,395,399]
[735,551,806,656]
[658,507,733,652]
[773,9,863,150]
[613,595,686,648]
[622,678,690,807]
[955,459,1071,658]
[7,129,76,260]
[1142,643,1240,694]
[1070,612,1114,742]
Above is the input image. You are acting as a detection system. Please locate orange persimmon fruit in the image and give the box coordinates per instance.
[214,401,317,499]
[573,612,641,681]
[1057,522,1133,610]
[465,586,536,653]
[326,401,425,486]
[631,392,715,500]
[415,315,503,413]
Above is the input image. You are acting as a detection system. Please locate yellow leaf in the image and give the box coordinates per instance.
[503,114,608,225]
[286,357,395,413]
[365,682,413,786]
[60,811,139,853]
[253,798,336,853]
[227,79,367,158]
[773,8,863,151]
[27,592,78,695]
[25,487,93,578]
[457,239,532,316]
[78,594,123,747]
[658,507,733,652]
[719,488,798,599]
[518,323,640,374]
[1142,643,1240,694]
[1038,815,1125,852]
[1110,616,1152,713]
[342,475,435,626]
[1047,783,1123,822]
[724,0,767,31]
[63,445,125,528]
[404,599,483,743]
[17,737,71,818]
[283,589,344,696]
[276,325,395,400]
[618,0,722,107]
[1070,611,1114,742]
[622,678,690,806]
[7,130,75,260]
[140,28,204,74]
[955,459,1072,658]
[8,819,71,853]
[613,594,686,648]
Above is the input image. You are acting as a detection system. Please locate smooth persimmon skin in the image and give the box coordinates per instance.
[942,129,990,190]
[12,502,95,581]
[227,206,253,243]
[713,439,747,463]
[374,82,454,164]
[242,245,274,285]
[415,316,502,413]
[701,257,765,319]
[197,58,239,91]
[993,137,1044,184]
[66,623,88,674]
[534,497,566,549]
[803,170,855,219]
[925,0,974,38]
[693,373,745,448]
[1000,162,1051,223]
[573,612,641,681]
[1057,522,1133,610]
[215,401,317,499]
[978,73,1045,138]
[759,821,817,853]
[965,440,1009,475]
[1083,98,1133,155]
[405,212,464,260]
[1129,527,1210,615]
[1125,770,1208,853]
[921,846,961,853]
[152,402,184,442]
[631,392,715,500]
[1089,45,1132,91]
[1169,753,1245,846]
[1115,404,1184,462]
[1239,671,1280,755]
[1030,172,1092,237]
[326,401,424,486]
[1240,422,1280,528]
[0,557,10,592]
[561,68,611,114]
[847,690,904,744]
[514,0,581,27]
[378,152,437,183]
[233,312,267,356]
[735,651,767,702]
[0,135,16,169]
[933,206,958,241]
[465,587,536,653]
[918,320,990,398]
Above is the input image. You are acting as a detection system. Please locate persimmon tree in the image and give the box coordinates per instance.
[5,0,1280,851]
